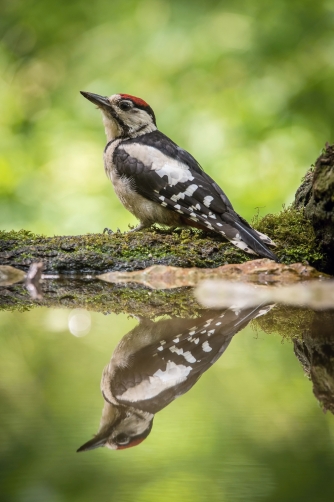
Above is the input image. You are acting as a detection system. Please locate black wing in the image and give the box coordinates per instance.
[114,131,234,208]
[113,131,277,259]
[110,305,272,413]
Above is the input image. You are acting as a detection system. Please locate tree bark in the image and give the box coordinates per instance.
[294,143,334,274]
[294,311,334,415]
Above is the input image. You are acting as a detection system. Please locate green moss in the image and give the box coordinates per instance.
[0,206,326,274]
[0,226,248,274]
[253,206,324,267]
[0,279,202,318]
[0,283,35,313]
[252,304,314,340]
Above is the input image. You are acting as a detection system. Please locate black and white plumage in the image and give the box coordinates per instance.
[77,304,272,452]
[80,91,278,260]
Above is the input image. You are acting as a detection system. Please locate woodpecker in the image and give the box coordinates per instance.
[77,304,272,452]
[80,91,278,260]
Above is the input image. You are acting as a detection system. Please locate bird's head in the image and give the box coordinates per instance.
[77,401,154,452]
[80,91,157,141]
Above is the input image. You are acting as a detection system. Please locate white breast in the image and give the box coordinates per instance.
[103,140,184,227]
[103,139,122,180]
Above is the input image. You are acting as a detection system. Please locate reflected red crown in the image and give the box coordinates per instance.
[116,437,146,450]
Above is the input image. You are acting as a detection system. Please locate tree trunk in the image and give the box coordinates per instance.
[294,143,334,274]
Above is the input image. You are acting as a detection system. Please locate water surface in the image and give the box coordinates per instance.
[0,279,333,502]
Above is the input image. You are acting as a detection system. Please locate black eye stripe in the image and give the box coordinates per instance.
[106,107,130,136]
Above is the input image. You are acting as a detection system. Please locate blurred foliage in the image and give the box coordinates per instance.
[1,0,334,234]
[1,2,334,500]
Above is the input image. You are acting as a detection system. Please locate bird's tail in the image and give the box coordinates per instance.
[229,219,279,261]
[253,229,276,247]
[183,209,279,260]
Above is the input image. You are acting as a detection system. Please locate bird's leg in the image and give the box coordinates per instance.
[103,222,148,235]
[126,222,149,233]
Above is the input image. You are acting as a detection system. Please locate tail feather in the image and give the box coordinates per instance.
[232,220,279,261]
[254,230,277,247]
[155,191,279,260]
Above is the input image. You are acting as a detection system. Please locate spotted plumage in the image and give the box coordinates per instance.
[77,304,272,452]
[80,91,278,260]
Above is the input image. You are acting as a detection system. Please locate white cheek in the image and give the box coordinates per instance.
[119,109,149,128]
[102,112,121,141]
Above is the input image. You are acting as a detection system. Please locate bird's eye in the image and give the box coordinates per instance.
[119,101,132,111]
[115,433,130,445]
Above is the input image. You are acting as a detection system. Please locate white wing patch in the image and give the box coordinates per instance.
[116,361,192,402]
[171,184,198,202]
[203,196,213,207]
[202,341,212,352]
[184,184,198,196]
[121,143,195,186]
[169,345,196,363]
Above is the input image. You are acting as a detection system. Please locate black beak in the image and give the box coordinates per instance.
[80,91,112,109]
[76,434,107,452]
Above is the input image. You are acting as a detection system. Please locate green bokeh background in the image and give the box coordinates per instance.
[1,0,334,234]
[1,1,334,501]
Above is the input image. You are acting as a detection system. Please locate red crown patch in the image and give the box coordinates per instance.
[120,94,150,108]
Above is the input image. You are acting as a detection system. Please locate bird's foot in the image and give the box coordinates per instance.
[103,227,121,235]
[103,227,113,235]
[126,222,147,233]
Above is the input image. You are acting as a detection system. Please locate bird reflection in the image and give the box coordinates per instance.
[77,304,272,452]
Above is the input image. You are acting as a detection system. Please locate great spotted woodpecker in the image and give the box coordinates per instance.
[80,91,278,260]
[77,304,272,452]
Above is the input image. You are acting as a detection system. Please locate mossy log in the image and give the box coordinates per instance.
[0,209,325,275]
[0,278,201,317]
[0,144,333,275]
